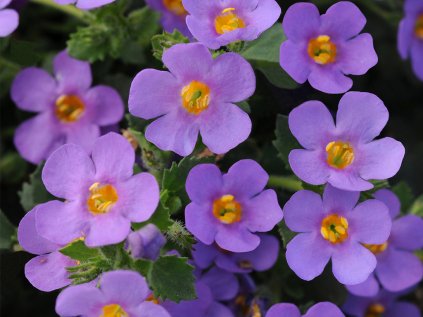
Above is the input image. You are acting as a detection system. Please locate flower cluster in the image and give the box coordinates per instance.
[5,0,422,317]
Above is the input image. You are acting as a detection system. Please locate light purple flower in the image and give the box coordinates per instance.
[280,1,378,94]
[398,0,423,80]
[145,0,191,37]
[288,91,405,191]
[347,189,423,297]
[192,233,279,273]
[129,43,255,156]
[12,50,124,164]
[183,0,281,49]
[0,0,18,37]
[266,302,345,317]
[17,205,76,292]
[185,159,283,253]
[35,132,160,247]
[126,224,166,261]
[283,184,392,285]
[163,267,238,317]
[56,270,171,317]
[54,0,115,10]
[343,290,421,317]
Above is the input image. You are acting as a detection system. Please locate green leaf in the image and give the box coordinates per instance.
[18,164,54,212]
[149,255,196,302]
[135,199,174,232]
[273,114,301,169]
[128,7,161,47]
[392,181,415,213]
[410,195,423,216]
[60,239,100,261]
[0,210,16,250]
[151,30,189,62]
[278,221,296,248]
[165,220,195,250]
[236,100,251,113]
[241,24,298,89]
[0,152,28,184]
[132,259,153,277]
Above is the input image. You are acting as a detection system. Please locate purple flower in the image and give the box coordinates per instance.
[0,0,18,37]
[56,270,171,317]
[280,2,378,94]
[288,91,405,191]
[343,290,421,317]
[54,0,115,10]
[185,159,283,252]
[192,233,279,273]
[182,0,281,49]
[35,132,160,247]
[267,302,344,317]
[12,50,124,164]
[145,0,191,37]
[163,267,238,317]
[283,184,392,285]
[126,224,166,261]
[347,189,423,297]
[398,0,423,80]
[129,43,255,156]
[17,205,76,292]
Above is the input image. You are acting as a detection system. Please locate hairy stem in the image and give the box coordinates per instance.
[268,175,303,192]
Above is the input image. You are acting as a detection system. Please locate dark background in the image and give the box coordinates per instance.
[1,0,422,316]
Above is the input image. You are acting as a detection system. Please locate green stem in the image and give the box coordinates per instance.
[268,175,303,192]
[30,0,91,23]
[0,56,20,72]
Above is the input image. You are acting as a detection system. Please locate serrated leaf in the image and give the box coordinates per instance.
[128,7,160,47]
[0,210,16,250]
[60,240,100,262]
[132,259,153,277]
[151,30,189,62]
[18,164,54,212]
[149,255,196,302]
[241,24,298,89]
[410,195,423,216]
[273,114,301,169]
[392,181,415,213]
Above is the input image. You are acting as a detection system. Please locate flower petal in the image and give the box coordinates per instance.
[56,284,103,316]
[327,170,373,191]
[289,149,330,185]
[282,3,320,42]
[346,273,379,297]
[322,184,360,215]
[185,202,218,245]
[374,189,401,219]
[186,164,223,204]
[286,232,332,281]
[133,302,171,317]
[215,225,260,252]
[85,213,131,247]
[280,40,311,84]
[0,9,18,36]
[308,66,353,94]
[64,123,100,154]
[410,40,423,80]
[267,303,302,317]
[84,85,124,126]
[390,215,423,251]
[386,302,421,317]
[200,267,239,301]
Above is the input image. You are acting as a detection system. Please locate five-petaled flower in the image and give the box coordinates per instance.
[280,1,378,94]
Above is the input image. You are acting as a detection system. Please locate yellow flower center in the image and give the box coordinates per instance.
[100,304,128,317]
[162,0,187,16]
[308,35,337,65]
[251,302,262,317]
[415,14,423,39]
[55,95,85,123]
[365,303,385,317]
[181,81,210,115]
[213,194,242,224]
[363,242,388,255]
[326,141,355,169]
[87,183,118,215]
[215,8,246,35]
[320,214,349,244]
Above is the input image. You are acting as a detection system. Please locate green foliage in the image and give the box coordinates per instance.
[0,210,16,250]
[148,255,196,302]
[0,152,28,184]
[19,164,53,212]
[392,181,415,213]
[278,221,296,248]
[273,114,301,169]
[60,239,100,261]
[165,221,195,250]
[151,30,190,62]
[241,24,298,89]
[410,195,423,216]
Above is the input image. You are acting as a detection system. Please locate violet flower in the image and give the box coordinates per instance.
[267,302,345,317]
[126,224,166,261]
[0,0,18,37]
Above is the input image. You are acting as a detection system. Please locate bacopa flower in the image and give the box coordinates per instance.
[163,267,239,317]
[56,270,171,317]
[347,189,423,297]
[398,0,423,80]
[185,159,283,252]
[288,91,405,191]
[17,205,76,292]
[54,0,115,10]
[343,290,421,317]
[266,302,345,317]
[35,133,160,247]
[129,43,255,156]
[12,50,124,164]
[283,184,392,285]
[146,0,191,37]
[0,0,18,37]
[280,2,378,94]
[182,0,281,49]
[126,224,166,261]
[192,233,279,273]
